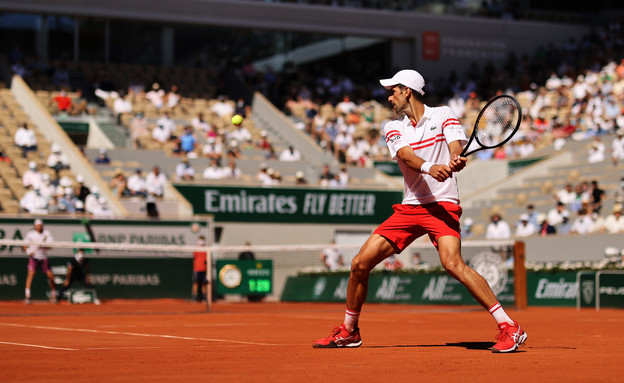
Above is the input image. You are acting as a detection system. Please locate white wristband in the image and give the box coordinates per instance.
[420,162,434,174]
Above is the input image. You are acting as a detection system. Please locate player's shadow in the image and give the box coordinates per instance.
[366,341,495,350]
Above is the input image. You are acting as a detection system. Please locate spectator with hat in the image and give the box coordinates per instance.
[486,213,511,240]
[47,143,70,177]
[94,148,111,165]
[515,214,537,238]
[600,204,624,234]
[74,175,90,203]
[175,156,195,181]
[537,214,557,236]
[85,186,102,214]
[22,161,44,190]
[462,218,474,239]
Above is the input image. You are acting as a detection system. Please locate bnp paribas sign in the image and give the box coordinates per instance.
[174,185,403,224]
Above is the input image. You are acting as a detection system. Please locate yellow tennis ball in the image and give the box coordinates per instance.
[232,115,243,126]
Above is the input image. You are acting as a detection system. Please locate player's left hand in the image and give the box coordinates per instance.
[429,164,453,182]
[449,155,467,172]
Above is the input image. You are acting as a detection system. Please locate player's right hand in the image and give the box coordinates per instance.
[429,164,452,182]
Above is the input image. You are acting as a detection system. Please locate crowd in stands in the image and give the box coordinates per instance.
[4,18,624,228]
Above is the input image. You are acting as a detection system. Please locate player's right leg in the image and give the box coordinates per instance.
[24,270,35,304]
[313,234,395,349]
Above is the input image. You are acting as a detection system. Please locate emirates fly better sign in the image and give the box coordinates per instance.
[174,185,403,224]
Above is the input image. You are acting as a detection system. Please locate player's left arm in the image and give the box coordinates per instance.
[448,140,467,173]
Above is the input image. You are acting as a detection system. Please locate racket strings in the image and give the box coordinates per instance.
[476,98,520,148]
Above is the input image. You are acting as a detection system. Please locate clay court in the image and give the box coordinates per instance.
[0,301,621,382]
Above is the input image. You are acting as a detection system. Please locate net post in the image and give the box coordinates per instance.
[206,246,212,312]
[513,240,527,310]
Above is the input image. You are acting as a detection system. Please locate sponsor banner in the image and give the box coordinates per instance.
[174,185,402,224]
[597,272,624,309]
[0,257,192,300]
[527,271,579,306]
[0,217,210,255]
[281,272,515,305]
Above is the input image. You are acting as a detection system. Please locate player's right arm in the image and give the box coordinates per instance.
[384,120,451,182]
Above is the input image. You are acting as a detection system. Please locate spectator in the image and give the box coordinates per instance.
[201,158,223,180]
[222,160,241,179]
[590,180,605,215]
[321,240,343,271]
[113,91,133,125]
[14,123,38,157]
[109,168,130,198]
[22,161,44,190]
[165,84,180,110]
[210,95,234,118]
[202,137,224,164]
[337,166,350,187]
[94,148,111,165]
[537,214,557,236]
[600,204,624,234]
[84,186,102,214]
[92,197,114,218]
[555,183,576,207]
[570,208,594,235]
[546,201,569,227]
[74,175,90,203]
[145,82,165,109]
[69,89,88,116]
[39,173,54,201]
[462,218,474,239]
[58,187,77,213]
[127,169,147,197]
[47,144,70,177]
[524,204,540,227]
[152,123,171,146]
[486,213,511,240]
[612,131,624,166]
[587,137,605,163]
[179,125,198,155]
[558,213,572,235]
[256,163,270,184]
[130,112,149,149]
[279,145,302,161]
[23,219,57,304]
[20,186,48,214]
[336,94,357,115]
[384,254,404,271]
[295,171,308,185]
[191,112,211,135]
[318,164,334,187]
[230,121,252,145]
[145,166,167,198]
[238,241,256,260]
[515,214,537,238]
[50,89,72,114]
[127,75,145,98]
[175,157,195,181]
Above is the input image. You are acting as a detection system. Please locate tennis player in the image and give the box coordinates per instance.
[23,219,57,304]
[313,70,527,353]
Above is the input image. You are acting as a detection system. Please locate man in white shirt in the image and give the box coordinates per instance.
[47,143,70,176]
[279,146,302,162]
[127,169,147,197]
[486,213,511,239]
[145,82,165,109]
[22,161,44,190]
[146,166,167,197]
[611,131,624,166]
[210,95,234,118]
[555,183,576,207]
[84,186,102,214]
[156,111,176,139]
[202,159,224,180]
[515,214,537,238]
[20,186,48,214]
[23,219,57,303]
[175,157,195,181]
[14,122,38,157]
[547,202,570,227]
[314,69,525,353]
[570,208,594,234]
[600,204,624,234]
[92,197,114,219]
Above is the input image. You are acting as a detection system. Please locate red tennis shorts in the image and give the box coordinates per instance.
[373,202,462,252]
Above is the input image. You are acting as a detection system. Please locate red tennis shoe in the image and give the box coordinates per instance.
[313,323,362,348]
[492,321,527,353]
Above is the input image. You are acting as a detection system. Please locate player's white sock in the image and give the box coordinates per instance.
[25,288,31,298]
[489,302,514,325]
[344,308,360,332]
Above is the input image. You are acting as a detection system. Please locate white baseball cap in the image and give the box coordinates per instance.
[379,69,426,95]
[519,214,529,221]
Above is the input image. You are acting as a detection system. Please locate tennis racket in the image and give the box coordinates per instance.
[460,95,522,157]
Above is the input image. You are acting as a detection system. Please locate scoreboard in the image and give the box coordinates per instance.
[216,259,273,295]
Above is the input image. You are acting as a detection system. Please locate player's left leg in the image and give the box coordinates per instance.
[437,236,527,353]
[44,268,57,303]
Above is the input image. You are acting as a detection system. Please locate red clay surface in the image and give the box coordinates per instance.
[0,301,622,382]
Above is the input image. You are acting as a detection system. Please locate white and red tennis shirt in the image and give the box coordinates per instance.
[383,105,467,205]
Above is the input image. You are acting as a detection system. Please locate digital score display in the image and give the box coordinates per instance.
[216,260,273,295]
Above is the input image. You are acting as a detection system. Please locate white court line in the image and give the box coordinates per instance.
[0,323,280,346]
[0,340,77,351]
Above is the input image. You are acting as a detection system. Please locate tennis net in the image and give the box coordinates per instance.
[0,239,524,315]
